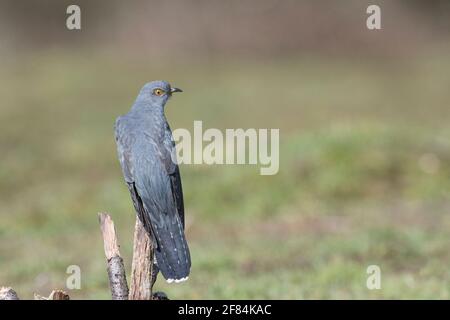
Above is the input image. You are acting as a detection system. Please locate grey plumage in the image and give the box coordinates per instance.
[114,81,190,282]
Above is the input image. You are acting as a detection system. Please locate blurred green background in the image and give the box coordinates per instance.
[0,0,449,299]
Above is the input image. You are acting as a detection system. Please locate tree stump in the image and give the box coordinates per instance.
[129,217,154,300]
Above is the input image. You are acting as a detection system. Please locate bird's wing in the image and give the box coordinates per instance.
[169,166,185,228]
[114,116,135,183]
[115,117,157,242]
[132,140,191,280]
[162,125,185,228]
[115,117,152,228]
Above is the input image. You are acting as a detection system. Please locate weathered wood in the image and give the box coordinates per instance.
[98,212,129,300]
[129,217,154,300]
[50,290,69,300]
[34,290,70,300]
[0,287,19,300]
[3,212,163,300]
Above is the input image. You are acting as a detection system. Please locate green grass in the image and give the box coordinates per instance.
[0,51,449,299]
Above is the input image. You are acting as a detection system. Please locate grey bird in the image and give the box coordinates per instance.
[114,80,190,283]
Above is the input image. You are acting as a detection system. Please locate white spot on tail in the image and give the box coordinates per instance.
[166,276,189,284]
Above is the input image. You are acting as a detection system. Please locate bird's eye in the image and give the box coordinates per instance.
[153,88,165,96]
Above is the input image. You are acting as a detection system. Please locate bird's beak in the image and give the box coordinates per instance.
[170,87,183,93]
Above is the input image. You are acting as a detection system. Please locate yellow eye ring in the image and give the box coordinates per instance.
[153,88,165,96]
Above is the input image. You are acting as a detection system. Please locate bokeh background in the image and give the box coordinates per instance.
[1,0,449,299]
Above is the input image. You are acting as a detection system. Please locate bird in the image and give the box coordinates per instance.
[114,80,190,283]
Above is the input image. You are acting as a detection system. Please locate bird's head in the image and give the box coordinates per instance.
[137,80,182,107]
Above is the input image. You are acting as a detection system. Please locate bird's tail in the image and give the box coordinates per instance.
[128,182,190,283]
[150,215,191,283]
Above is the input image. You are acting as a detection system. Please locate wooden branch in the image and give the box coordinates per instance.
[0,287,19,300]
[3,212,162,300]
[34,290,70,300]
[98,212,129,300]
[129,217,154,300]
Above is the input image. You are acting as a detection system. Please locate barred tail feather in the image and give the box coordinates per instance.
[152,214,191,282]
